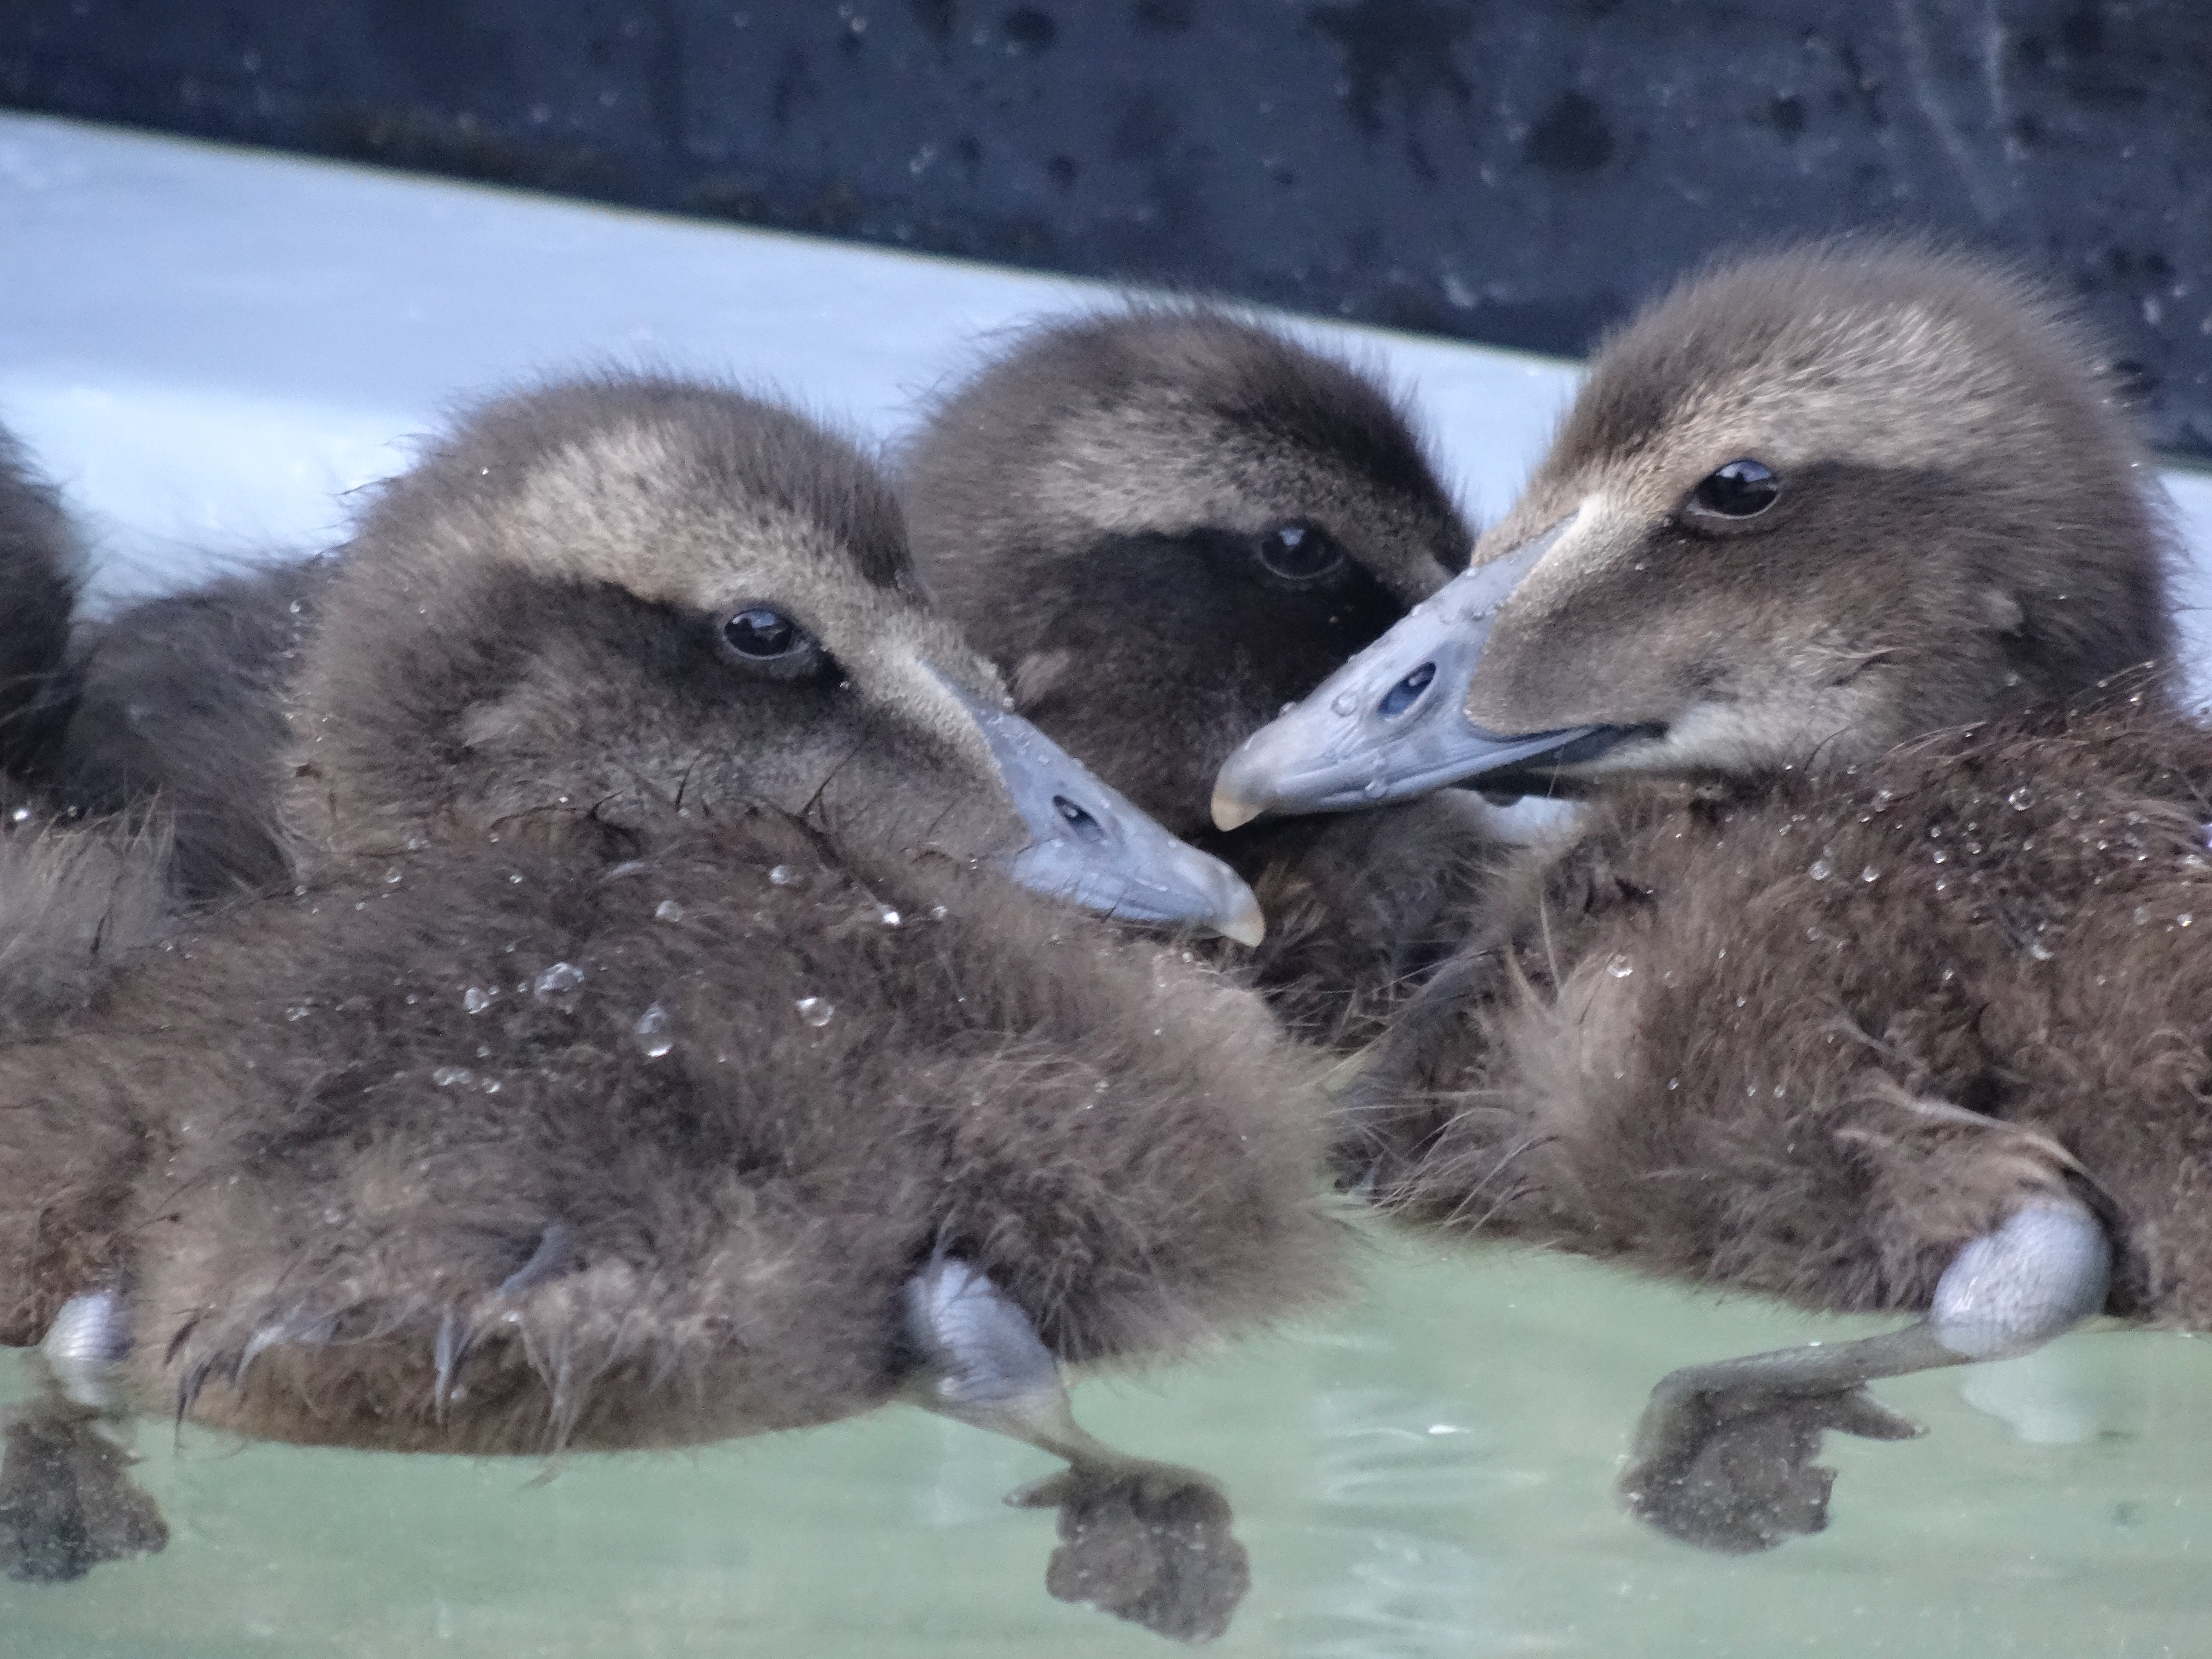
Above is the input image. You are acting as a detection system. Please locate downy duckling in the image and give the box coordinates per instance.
[0,427,75,780]
[0,375,1335,1639]
[905,307,1508,1043]
[0,428,172,1038]
[40,560,325,902]
[1214,240,2199,1551]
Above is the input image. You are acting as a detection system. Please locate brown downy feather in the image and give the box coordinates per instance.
[0,429,76,780]
[1227,797,1513,1046]
[0,808,171,1043]
[1360,695,2212,1323]
[0,428,176,1036]
[45,560,326,901]
[903,305,1508,1045]
[4,813,1334,1450]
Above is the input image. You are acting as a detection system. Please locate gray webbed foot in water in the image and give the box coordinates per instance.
[1620,1373,1921,1553]
[1,1292,167,1583]
[903,1257,1249,1642]
[1620,1196,2111,1552]
[1006,1463,1246,1643]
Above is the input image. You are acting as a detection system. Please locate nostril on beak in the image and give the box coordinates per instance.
[1378,661,1436,719]
[1052,795,1106,844]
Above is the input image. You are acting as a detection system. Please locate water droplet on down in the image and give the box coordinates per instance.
[796,996,835,1027]
[533,962,585,998]
[634,1004,674,1058]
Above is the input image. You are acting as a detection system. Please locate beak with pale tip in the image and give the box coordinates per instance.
[936,673,1267,946]
[1211,517,1620,830]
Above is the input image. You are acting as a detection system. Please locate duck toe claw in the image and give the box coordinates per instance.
[1010,1461,1248,1643]
[0,1409,168,1583]
[1620,1381,1922,1553]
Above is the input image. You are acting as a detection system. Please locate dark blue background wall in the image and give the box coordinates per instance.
[5,1,2209,456]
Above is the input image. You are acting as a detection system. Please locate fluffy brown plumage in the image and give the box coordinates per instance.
[13,820,1324,1443]
[0,429,76,779]
[1359,693,2209,1301]
[41,561,323,901]
[904,306,1508,1042]
[0,428,176,1041]
[1229,239,2203,1550]
[0,375,1336,1635]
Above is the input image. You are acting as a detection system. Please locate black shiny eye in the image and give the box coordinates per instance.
[1256,522,1350,587]
[724,606,797,657]
[1053,795,1106,844]
[1690,459,1781,519]
[721,605,828,680]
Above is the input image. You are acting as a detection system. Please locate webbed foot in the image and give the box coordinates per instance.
[1619,1193,2110,1552]
[1009,1462,1247,1643]
[904,1257,1251,1639]
[1619,1379,1920,1553]
[0,1406,168,1582]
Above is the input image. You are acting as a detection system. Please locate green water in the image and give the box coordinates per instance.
[4,1235,2206,1657]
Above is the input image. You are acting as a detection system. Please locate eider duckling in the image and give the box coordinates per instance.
[38,559,324,902]
[0,375,1333,1639]
[1213,240,2200,1551]
[904,306,1508,1044]
[0,425,76,780]
[0,427,171,1037]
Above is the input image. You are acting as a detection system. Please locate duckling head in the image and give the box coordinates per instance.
[1215,240,2177,824]
[905,307,1472,835]
[283,375,1262,940]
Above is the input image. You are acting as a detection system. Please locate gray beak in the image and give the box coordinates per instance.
[1211,518,1593,828]
[938,677,1266,946]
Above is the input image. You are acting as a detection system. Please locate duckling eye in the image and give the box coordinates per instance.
[1690,459,1782,519]
[1255,522,1350,588]
[1053,795,1107,844]
[721,606,826,679]
[725,607,797,657]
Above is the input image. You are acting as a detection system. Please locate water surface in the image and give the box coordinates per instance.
[6,1237,2203,1657]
